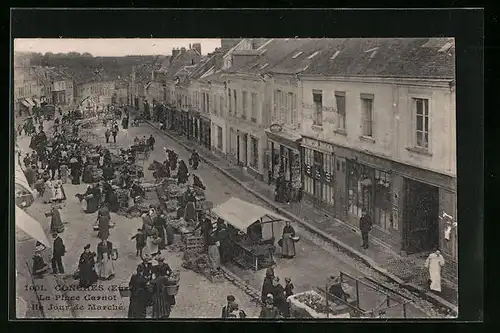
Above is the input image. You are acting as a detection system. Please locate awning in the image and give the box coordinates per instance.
[212,197,289,232]
[266,128,302,150]
[26,98,35,107]
[20,99,30,108]
[15,206,51,248]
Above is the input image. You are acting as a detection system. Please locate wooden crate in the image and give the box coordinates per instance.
[184,235,204,254]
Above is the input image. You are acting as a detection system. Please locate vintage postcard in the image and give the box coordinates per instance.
[13,37,458,319]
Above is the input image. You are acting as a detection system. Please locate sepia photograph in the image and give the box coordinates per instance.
[13,36,458,320]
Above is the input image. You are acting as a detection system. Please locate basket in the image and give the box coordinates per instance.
[166,284,180,296]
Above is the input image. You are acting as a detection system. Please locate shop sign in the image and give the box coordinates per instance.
[324,171,333,183]
[305,164,312,176]
[269,123,283,133]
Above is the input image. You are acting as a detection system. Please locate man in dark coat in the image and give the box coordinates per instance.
[189,150,200,170]
[78,244,98,287]
[51,233,66,274]
[49,155,60,180]
[147,134,155,151]
[359,209,373,249]
[216,221,231,264]
[111,126,118,143]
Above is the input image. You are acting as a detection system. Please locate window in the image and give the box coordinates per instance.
[292,51,303,59]
[233,89,237,116]
[220,95,224,116]
[273,90,281,122]
[251,92,258,123]
[313,91,323,126]
[414,98,429,149]
[250,136,259,168]
[217,126,223,150]
[242,90,248,119]
[206,93,210,114]
[228,90,232,114]
[335,91,346,130]
[361,94,373,137]
[290,93,297,125]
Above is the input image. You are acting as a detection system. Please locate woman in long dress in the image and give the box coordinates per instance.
[42,178,54,204]
[151,274,171,318]
[425,249,445,293]
[52,177,66,202]
[281,221,296,258]
[78,245,98,288]
[96,239,115,280]
[70,158,82,185]
[177,160,188,184]
[128,266,148,318]
[47,204,65,234]
[97,206,111,241]
[144,226,159,258]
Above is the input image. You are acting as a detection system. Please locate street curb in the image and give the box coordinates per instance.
[146,121,458,315]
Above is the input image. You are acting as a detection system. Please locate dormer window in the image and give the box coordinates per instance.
[307,51,319,59]
[292,51,303,59]
[330,50,340,60]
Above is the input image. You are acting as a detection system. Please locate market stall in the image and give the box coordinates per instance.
[288,271,412,318]
[211,197,288,271]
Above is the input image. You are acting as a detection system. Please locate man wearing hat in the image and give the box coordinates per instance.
[78,244,98,287]
[138,255,153,281]
[153,256,172,278]
[51,233,65,275]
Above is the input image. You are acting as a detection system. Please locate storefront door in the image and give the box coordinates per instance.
[403,178,439,254]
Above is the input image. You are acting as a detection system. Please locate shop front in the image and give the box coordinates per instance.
[199,114,211,150]
[266,125,302,203]
[301,138,336,213]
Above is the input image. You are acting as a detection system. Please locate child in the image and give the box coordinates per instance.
[131,228,146,257]
[284,277,294,298]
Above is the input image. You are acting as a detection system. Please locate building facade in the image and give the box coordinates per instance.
[299,75,457,269]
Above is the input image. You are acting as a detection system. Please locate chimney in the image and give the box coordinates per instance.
[192,43,202,55]
[171,48,181,59]
[189,43,192,49]
[180,47,186,52]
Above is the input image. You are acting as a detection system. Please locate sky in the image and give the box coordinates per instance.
[14,38,221,56]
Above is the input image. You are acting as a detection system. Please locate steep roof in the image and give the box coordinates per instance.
[228,38,455,80]
[303,38,455,79]
[163,49,203,82]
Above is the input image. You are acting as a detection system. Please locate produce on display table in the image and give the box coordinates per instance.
[288,290,351,318]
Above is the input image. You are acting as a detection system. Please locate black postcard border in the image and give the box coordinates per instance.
[7,7,485,330]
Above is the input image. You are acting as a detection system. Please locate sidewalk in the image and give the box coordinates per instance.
[146,121,458,312]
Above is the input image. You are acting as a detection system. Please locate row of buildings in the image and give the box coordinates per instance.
[135,38,457,277]
[13,53,130,115]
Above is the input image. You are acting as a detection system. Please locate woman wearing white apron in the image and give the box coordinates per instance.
[96,239,115,280]
[144,226,160,258]
[42,178,54,204]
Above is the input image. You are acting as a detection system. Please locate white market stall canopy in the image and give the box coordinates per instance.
[212,197,290,232]
[14,153,34,196]
[15,206,51,248]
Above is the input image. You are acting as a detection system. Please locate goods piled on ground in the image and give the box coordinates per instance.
[169,217,187,231]
[288,291,351,318]
[181,253,225,283]
[164,200,178,212]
